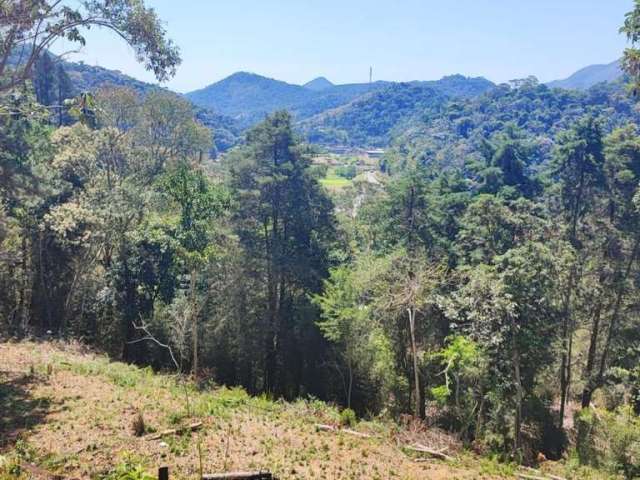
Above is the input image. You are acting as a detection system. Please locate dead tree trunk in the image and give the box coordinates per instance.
[408,306,422,419]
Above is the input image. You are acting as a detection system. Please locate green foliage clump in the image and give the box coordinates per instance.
[335,164,357,180]
[340,408,357,427]
[103,458,155,480]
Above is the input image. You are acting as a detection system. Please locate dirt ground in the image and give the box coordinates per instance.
[0,341,509,479]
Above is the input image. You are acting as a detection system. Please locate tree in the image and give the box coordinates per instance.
[33,51,57,107]
[372,252,447,418]
[226,111,335,396]
[579,125,640,408]
[621,0,640,94]
[429,335,488,439]
[0,0,180,92]
[448,241,562,456]
[552,116,606,428]
[135,91,212,178]
[159,163,229,376]
[313,265,371,409]
[55,62,75,126]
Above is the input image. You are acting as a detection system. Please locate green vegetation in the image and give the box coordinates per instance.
[302,76,494,147]
[3,1,640,479]
[186,72,493,134]
[320,167,353,189]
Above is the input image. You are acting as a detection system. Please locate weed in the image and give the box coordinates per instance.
[340,408,357,427]
[103,458,154,480]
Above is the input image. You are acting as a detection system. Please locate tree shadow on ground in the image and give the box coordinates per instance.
[0,370,56,451]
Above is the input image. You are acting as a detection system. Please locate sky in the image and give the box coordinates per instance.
[51,0,632,93]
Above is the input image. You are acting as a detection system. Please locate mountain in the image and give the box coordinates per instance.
[291,81,390,119]
[547,60,623,90]
[304,76,334,91]
[186,72,313,126]
[23,55,492,150]
[186,72,494,139]
[301,83,449,147]
[185,72,389,128]
[300,76,495,147]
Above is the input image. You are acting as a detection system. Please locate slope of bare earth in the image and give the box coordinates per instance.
[0,341,535,479]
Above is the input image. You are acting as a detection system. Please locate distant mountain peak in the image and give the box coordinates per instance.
[303,77,334,91]
[547,60,623,90]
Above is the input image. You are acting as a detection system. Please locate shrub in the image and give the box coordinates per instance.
[340,408,357,427]
[335,165,357,180]
[104,456,155,480]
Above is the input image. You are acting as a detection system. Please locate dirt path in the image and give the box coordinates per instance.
[1,342,506,479]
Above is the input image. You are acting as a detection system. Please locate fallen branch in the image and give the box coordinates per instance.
[202,472,273,480]
[314,423,375,438]
[405,444,454,462]
[146,421,203,440]
[516,475,550,480]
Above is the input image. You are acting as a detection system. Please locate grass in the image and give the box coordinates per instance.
[320,167,352,190]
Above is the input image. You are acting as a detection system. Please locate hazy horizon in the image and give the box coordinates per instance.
[50,0,631,93]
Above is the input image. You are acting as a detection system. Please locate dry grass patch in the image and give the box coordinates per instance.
[0,341,507,479]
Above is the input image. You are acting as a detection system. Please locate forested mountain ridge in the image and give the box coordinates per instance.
[301,75,495,147]
[186,71,494,132]
[186,71,391,127]
[61,60,161,95]
[385,77,640,173]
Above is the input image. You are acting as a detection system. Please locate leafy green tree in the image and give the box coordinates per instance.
[135,91,212,177]
[371,252,447,418]
[579,125,640,408]
[226,111,335,396]
[159,163,229,375]
[621,0,640,94]
[447,241,562,456]
[0,0,180,92]
[552,116,606,427]
[429,335,488,439]
[33,52,57,107]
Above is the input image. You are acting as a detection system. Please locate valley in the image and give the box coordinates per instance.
[2,2,640,480]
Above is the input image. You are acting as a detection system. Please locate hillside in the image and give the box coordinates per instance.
[186,72,493,135]
[386,78,640,172]
[300,76,494,147]
[0,342,517,480]
[28,56,241,154]
[36,59,495,149]
[62,61,162,95]
[547,59,623,90]
[186,72,389,128]
[186,72,317,127]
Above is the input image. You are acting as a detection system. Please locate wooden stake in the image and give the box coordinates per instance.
[201,472,273,480]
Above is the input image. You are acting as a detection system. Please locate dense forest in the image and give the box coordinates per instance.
[3,1,640,478]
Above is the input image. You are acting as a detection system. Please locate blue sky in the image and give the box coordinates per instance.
[52,0,632,93]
